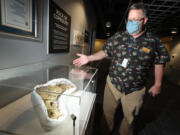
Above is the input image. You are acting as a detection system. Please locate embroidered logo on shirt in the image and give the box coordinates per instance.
[142,47,151,53]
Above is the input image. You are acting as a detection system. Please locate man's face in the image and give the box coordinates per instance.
[127,9,148,35]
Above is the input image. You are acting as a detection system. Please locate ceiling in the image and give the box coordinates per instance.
[89,0,180,39]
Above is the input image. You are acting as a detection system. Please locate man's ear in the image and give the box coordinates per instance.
[144,17,148,24]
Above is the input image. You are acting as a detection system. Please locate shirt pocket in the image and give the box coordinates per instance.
[139,47,153,66]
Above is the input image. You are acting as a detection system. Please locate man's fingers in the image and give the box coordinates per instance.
[73,60,81,65]
[148,89,154,96]
[75,62,82,67]
[148,89,152,93]
[73,53,87,67]
[76,53,83,57]
[73,59,79,64]
[73,59,82,67]
[151,92,155,97]
[149,90,156,97]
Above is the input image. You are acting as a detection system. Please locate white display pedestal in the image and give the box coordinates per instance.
[0,91,96,135]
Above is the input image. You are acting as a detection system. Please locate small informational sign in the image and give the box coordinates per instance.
[49,0,71,53]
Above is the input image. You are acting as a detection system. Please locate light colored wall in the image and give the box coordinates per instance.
[164,35,180,86]
[169,37,180,69]
[0,0,96,70]
[94,39,106,53]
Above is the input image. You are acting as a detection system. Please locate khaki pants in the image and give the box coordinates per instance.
[103,76,145,135]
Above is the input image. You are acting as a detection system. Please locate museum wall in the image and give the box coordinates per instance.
[168,35,180,69]
[165,35,180,85]
[0,0,96,71]
[94,39,106,53]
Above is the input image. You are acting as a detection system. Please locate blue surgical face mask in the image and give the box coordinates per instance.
[126,20,140,34]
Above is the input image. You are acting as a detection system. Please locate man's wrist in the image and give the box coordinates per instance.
[87,55,91,62]
[154,83,162,87]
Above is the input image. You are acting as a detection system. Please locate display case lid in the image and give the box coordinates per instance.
[0,63,98,108]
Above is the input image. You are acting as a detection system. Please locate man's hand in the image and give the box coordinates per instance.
[73,51,108,67]
[73,53,89,67]
[148,84,161,97]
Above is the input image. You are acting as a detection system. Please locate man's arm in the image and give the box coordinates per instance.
[148,64,164,97]
[73,50,108,67]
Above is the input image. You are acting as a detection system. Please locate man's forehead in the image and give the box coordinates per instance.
[128,9,143,17]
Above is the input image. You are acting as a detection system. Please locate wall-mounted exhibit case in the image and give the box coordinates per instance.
[0,64,97,135]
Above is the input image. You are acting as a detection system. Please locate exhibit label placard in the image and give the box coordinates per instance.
[49,0,71,53]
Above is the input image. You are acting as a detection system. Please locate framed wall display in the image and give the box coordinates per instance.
[0,0,38,39]
[48,0,71,53]
[72,29,84,46]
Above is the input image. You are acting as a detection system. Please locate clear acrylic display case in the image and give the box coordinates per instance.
[0,63,98,135]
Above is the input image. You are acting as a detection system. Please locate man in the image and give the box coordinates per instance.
[73,2,170,135]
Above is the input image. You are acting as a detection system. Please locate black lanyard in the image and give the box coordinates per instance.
[128,36,133,54]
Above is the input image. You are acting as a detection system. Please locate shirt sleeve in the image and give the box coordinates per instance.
[154,37,170,64]
[102,37,114,57]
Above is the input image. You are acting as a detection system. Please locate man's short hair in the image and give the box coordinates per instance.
[129,2,148,17]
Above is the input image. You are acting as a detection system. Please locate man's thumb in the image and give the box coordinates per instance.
[76,53,83,57]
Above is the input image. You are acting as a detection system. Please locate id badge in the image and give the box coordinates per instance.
[121,58,128,68]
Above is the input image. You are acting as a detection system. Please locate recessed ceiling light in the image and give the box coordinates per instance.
[106,33,110,36]
[105,21,111,28]
[171,30,177,34]
[171,28,178,34]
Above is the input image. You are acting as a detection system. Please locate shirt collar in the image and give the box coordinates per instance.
[125,30,147,40]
